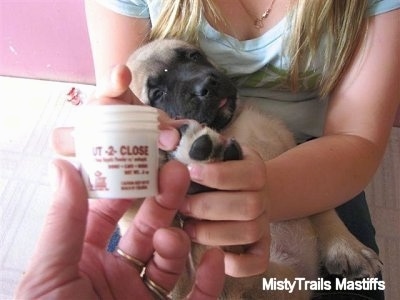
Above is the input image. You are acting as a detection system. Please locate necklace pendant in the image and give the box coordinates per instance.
[255,18,264,29]
[242,0,276,30]
[255,9,272,29]
[261,11,268,19]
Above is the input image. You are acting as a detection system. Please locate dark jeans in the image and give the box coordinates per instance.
[313,192,384,300]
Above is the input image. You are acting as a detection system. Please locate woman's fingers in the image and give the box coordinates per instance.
[133,229,225,299]
[84,199,134,249]
[29,159,88,267]
[180,146,271,278]
[183,212,268,246]
[187,247,225,300]
[187,147,267,191]
[94,64,138,104]
[117,160,190,263]
[181,190,265,221]
[94,64,131,98]
[51,127,75,156]
[224,233,270,277]
[144,228,191,292]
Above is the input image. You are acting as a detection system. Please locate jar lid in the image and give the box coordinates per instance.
[75,105,159,128]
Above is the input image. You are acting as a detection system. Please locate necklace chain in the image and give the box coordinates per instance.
[240,0,277,29]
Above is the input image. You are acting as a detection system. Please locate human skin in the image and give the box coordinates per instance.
[15,159,225,299]
[52,0,400,278]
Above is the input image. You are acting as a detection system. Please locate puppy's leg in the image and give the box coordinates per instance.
[310,210,383,279]
[221,263,310,300]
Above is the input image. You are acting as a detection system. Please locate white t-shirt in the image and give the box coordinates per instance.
[96,0,400,142]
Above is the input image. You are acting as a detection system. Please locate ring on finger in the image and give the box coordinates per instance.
[115,247,145,273]
[143,273,171,300]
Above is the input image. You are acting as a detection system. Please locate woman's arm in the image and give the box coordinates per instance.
[266,9,400,221]
[85,0,150,81]
[180,11,399,277]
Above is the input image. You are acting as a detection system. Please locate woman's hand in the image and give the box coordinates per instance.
[180,147,271,278]
[15,159,225,299]
[92,64,139,105]
[52,65,181,155]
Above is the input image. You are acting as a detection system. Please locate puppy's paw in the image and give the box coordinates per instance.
[171,120,242,165]
[322,237,383,279]
[222,138,242,161]
[189,134,214,161]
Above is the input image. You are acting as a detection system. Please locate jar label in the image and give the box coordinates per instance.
[76,132,158,199]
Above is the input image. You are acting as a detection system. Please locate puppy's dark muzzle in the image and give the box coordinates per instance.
[192,74,219,98]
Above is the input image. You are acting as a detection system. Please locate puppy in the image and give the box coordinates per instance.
[124,39,382,299]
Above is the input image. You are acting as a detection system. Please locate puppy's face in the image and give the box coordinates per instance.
[127,40,237,130]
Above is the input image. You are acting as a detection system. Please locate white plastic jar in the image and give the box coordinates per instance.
[74,105,159,199]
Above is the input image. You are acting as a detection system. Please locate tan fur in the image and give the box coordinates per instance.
[123,39,382,299]
[222,103,296,158]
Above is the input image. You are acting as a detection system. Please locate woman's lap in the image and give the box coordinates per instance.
[107,192,384,299]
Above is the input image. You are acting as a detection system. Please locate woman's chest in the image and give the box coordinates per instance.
[208,0,292,41]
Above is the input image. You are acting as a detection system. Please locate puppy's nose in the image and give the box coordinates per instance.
[193,76,218,97]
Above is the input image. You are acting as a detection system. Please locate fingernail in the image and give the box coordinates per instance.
[158,129,179,151]
[183,222,196,240]
[187,164,204,181]
[49,162,62,191]
[179,199,191,215]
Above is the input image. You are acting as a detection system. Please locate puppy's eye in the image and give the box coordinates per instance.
[149,88,166,100]
[187,51,202,61]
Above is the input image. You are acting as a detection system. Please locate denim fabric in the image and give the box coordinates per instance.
[107,227,121,252]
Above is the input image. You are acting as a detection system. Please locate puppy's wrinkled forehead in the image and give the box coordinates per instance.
[127,39,200,103]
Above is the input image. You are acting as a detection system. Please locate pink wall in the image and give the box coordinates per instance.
[0,0,95,84]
